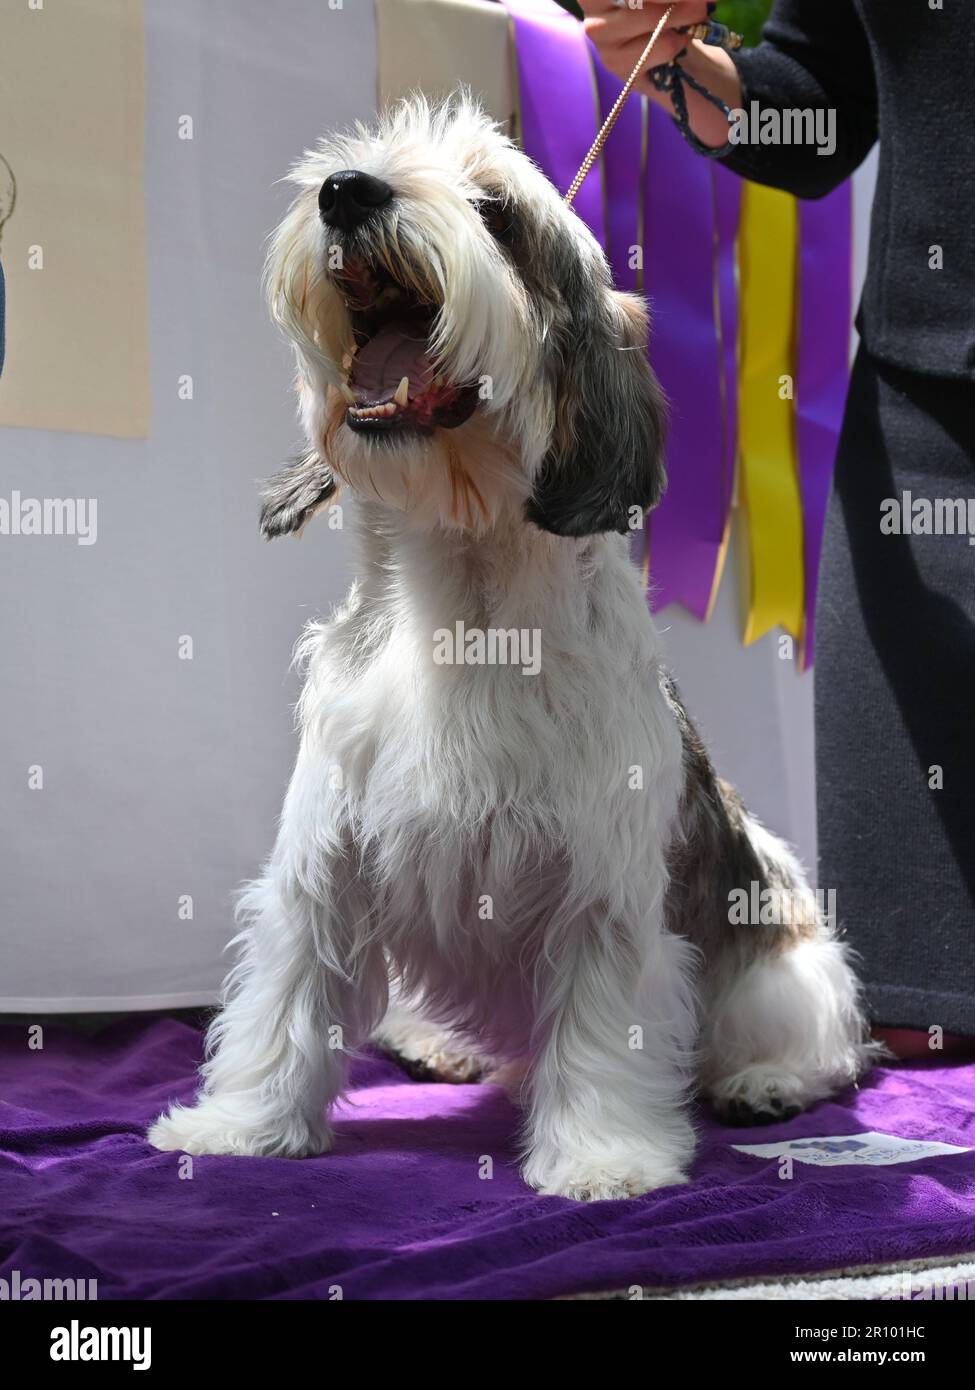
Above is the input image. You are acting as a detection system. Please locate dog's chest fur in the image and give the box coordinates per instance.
[290,506,684,1030]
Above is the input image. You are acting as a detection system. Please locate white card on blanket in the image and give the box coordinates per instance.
[731,1131,971,1166]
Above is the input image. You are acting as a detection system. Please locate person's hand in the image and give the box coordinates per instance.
[581,0,743,149]
[581,1,711,85]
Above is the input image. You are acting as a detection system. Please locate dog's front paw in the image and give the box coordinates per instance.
[147,1099,332,1158]
[259,452,336,539]
[522,1148,690,1201]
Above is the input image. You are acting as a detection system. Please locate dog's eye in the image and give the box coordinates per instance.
[476,199,515,243]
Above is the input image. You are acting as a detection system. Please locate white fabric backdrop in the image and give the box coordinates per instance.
[0,0,377,1009]
[0,0,875,1010]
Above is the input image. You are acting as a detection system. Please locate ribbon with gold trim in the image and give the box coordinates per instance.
[500,0,852,659]
[591,52,650,573]
[643,103,737,619]
[592,51,645,295]
[498,0,605,246]
[737,181,805,646]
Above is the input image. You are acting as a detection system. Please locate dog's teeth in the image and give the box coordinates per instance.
[339,383,356,405]
[394,376,410,408]
[348,399,401,421]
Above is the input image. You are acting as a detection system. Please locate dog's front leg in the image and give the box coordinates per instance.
[521,911,699,1200]
[148,853,385,1158]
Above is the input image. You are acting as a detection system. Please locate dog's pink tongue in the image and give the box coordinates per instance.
[351,320,433,402]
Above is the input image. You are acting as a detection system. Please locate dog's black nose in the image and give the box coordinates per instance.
[318,170,393,232]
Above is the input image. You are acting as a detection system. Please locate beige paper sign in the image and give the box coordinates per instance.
[0,0,149,438]
[377,0,515,129]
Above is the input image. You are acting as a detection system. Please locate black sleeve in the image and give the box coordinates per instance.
[710,0,878,199]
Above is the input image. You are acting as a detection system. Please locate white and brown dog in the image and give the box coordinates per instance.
[149,96,875,1199]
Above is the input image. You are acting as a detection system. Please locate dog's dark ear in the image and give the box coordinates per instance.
[526,289,667,537]
[260,451,337,539]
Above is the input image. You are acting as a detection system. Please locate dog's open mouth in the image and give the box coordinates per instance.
[337,258,479,435]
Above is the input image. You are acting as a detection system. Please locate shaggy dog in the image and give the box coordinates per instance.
[149,96,874,1199]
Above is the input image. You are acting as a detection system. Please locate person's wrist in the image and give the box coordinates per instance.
[644,42,741,149]
[681,43,742,118]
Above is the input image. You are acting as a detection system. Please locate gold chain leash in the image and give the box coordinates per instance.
[563,2,675,207]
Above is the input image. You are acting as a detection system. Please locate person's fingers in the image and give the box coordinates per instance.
[586,21,691,77]
[583,3,710,62]
[584,10,667,46]
[581,0,703,26]
[581,1,707,20]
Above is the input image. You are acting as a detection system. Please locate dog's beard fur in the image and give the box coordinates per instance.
[148,96,877,1201]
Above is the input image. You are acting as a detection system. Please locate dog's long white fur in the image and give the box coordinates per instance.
[148,96,874,1200]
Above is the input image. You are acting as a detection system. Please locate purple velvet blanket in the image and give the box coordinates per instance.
[2,1018,975,1299]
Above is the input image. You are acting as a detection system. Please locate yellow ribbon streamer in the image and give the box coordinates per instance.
[737,182,805,646]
